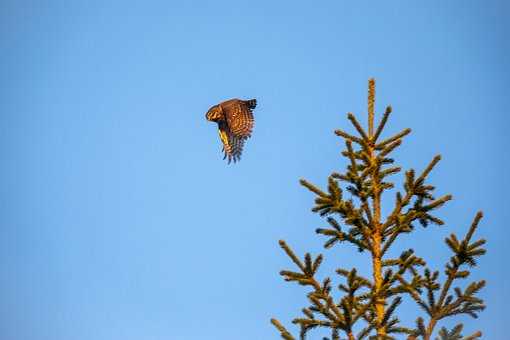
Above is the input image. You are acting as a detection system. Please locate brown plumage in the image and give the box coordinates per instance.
[205,98,257,163]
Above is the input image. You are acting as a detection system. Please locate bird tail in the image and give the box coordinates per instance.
[244,99,257,109]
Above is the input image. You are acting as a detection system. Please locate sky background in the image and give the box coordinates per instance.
[1,1,508,339]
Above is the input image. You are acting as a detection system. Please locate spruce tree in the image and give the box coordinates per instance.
[271,79,486,340]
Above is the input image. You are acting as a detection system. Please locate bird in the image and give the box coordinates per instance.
[205,98,257,163]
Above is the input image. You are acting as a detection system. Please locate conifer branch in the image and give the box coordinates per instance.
[279,240,307,273]
[335,129,364,145]
[271,318,295,340]
[378,140,402,158]
[368,78,375,136]
[409,212,486,339]
[436,324,482,340]
[416,155,442,185]
[373,105,392,142]
[300,179,327,198]
[272,79,486,339]
[422,194,452,212]
[345,141,358,176]
[348,112,369,142]
[276,240,364,338]
[375,128,412,149]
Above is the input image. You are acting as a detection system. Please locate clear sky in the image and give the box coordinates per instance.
[1,1,508,339]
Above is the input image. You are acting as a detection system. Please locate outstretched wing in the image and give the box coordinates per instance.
[216,123,239,163]
[223,100,255,138]
[218,122,246,164]
[213,99,256,163]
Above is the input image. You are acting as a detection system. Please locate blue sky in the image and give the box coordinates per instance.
[1,1,508,339]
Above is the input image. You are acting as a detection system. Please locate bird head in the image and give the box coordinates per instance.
[205,105,223,122]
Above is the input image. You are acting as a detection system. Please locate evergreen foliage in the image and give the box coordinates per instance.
[271,79,486,340]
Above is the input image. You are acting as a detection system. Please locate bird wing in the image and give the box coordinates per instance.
[218,122,245,164]
[223,101,255,138]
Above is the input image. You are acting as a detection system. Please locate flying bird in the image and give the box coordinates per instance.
[205,98,257,163]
